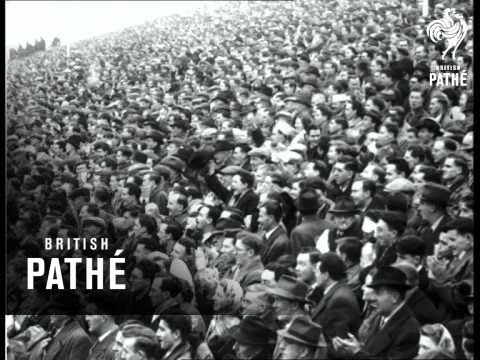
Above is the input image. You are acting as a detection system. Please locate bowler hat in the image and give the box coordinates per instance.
[277,315,327,348]
[285,91,311,107]
[82,216,106,229]
[417,117,443,137]
[296,188,320,213]
[69,187,90,200]
[368,266,412,290]
[161,156,186,173]
[267,275,309,303]
[328,196,360,215]
[231,317,275,345]
[384,178,415,194]
[420,182,450,208]
[188,150,214,170]
[214,139,235,153]
[216,207,245,230]
[44,290,84,315]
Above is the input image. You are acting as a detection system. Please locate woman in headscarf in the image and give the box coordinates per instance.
[415,323,456,359]
[205,279,243,360]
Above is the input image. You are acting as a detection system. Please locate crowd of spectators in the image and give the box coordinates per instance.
[6,0,474,359]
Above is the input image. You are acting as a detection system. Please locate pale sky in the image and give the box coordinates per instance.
[6,1,223,48]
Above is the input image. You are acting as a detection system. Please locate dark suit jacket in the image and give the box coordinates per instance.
[37,319,93,360]
[356,304,421,360]
[232,256,264,289]
[205,174,259,230]
[311,281,361,341]
[86,328,118,360]
[290,214,333,255]
[261,226,294,266]
[406,288,446,325]
[415,215,451,255]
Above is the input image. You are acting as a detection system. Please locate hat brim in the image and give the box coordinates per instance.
[267,287,307,303]
[277,329,327,348]
[231,326,267,345]
[367,281,411,290]
[328,209,360,215]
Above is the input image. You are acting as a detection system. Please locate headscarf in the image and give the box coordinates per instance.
[217,279,243,315]
[420,323,456,356]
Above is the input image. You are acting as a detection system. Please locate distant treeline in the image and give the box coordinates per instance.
[8,37,61,60]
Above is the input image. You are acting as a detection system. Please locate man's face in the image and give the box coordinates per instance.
[241,291,268,316]
[303,162,319,178]
[196,206,211,229]
[129,267,149,293]
[432,141,448,164]
[49,314,70,328]
[442,158,461,181]
[167,193,182,215]
[351,181,368,206]
[133,244,149,263]
[85,315,105,336]
[295,253,315,284]
[235,239,251,265]
[215,236,233,255]
[374,219,396,247]
[334,214,356,232]
[171,242,186,260]
[361,164,378,182]
[122,211,136,230]
[307,129,322,146]
[113,332,143,360]
[231,174,246,193]
[327,145,339,164]
[156,320,177,350]
[385,164,401,184]
[429,98,442,117]
[272,295,295,322]
[280,339,310,360]
[447,229,472,254]
[232,147,247,165]
[328,120,342,135]
[212,284,228,312]
[409,91,423,109]
[149,278,167,307]
[396,253,421,268]
[372,287,398,316]
[403,150,417,170]
[330,162,350,185]
[258,207,274,230]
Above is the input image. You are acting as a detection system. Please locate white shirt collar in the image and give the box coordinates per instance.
[265,225,280,239]
[98,325,118,343]
[382,300,406,327]
[323,281,338,296]
[431,215,444,232]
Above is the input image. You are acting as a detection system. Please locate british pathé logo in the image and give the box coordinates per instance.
[426,8,468,60]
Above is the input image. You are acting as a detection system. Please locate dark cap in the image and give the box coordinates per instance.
[420,182,450,208]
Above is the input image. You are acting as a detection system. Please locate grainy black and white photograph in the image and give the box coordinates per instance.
[6,0,474,359]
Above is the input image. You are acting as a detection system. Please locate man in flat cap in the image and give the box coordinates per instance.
[415,182,451,255]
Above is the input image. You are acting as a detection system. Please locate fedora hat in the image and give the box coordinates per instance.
[328,196,360,215]
[277,315,327,348]
[82,216,106,229]
[267,275,309,303]
[420,182,450,208]
[296,188,320,213]
[43,290,83,315]
[231,317,275,345]
[368,266,411,291]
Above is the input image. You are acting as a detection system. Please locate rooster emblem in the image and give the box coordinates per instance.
[426,8,468,60]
